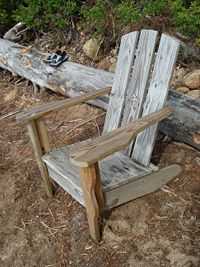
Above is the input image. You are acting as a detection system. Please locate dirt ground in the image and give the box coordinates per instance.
[0,70,200,267]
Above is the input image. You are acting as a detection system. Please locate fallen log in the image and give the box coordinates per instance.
[0,38,199,150]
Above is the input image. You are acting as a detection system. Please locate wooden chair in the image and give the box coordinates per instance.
[17,30,181,242]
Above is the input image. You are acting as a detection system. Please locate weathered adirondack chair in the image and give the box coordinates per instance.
[17,30,182,242]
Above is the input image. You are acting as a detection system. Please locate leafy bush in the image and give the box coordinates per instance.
[0,0,200,46]
[115,1,141,25]
[0,0,22,29]
[171,0,200,38]
[142,0,169,16]
[81,0,110,35]
[14,0,80,30]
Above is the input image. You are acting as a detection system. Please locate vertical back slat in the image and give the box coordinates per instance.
[132,34,180,166]
[103,31,139,133]
[120,30,158,155]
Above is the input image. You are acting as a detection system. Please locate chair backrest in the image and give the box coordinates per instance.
[103,29,180,166]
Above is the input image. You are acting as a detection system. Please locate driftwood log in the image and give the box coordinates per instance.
[0,38,199,150]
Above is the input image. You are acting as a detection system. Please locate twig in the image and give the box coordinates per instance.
[64,113,105,136]
[0,110,22,121]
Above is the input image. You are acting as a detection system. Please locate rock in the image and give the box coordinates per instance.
[83,38,100,60]
[4,89,17,102]
[176,86,189,93]
[184,69,200,89]
[109,62,116,73]
[187,89,200,99]
[171,67,187,88]
[97,58,111,71]
[110,57,117,64]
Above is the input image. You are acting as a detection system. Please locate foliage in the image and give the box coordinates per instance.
[0,0,200,45]
[142,0,169,16]
[0,0,22,28]
[116,1,141,25]
[81,0,110,35]
[14,0,80,30]
[170,0,200,38]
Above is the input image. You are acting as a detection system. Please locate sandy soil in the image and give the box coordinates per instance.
[0,71,200,267]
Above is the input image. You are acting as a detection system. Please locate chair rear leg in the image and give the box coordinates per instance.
[27,120,53,197]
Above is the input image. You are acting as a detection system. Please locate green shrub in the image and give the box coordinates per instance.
[142,0,169,16]
[171,0,200,38]
[0,0,22,29]
[81,0,109,35]
[116,1,141,25]
[14,0,80,30]
[1,0,200,47]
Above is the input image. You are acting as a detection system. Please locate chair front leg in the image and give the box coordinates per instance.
[80,162,104,242]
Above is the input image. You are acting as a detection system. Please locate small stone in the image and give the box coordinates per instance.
[110,57,117,64]
[187,89,200,99]
[176,86,189,93]
[83,38,100,60]
[109,62,116,73]
[4,89,17,101]
[97,57,111,71]
[171,67,187,87]
[184,69,200,89]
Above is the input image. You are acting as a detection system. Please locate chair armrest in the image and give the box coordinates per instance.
[16,87,111,124]
[70,107,172,167]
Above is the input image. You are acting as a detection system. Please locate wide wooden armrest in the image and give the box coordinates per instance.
[16,87,111,124]
[70,107,172,167]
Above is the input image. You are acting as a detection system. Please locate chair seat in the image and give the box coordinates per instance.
[42,143,152,207]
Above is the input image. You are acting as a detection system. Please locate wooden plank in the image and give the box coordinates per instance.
[132,34,180,166]
[104,164,182,209]
[16,87,111,124]
[103,31,139,133]
[42,145,152,206]
[70,107,172,167]
[80,163,103,241]
[121,30,158,154]
[36,118,50,153]
[27,120,53,197]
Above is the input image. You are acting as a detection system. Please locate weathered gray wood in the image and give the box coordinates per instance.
[42,144,181,209]
[80,163,103,241]
[1,38,199,150]
[103,31,139,133]
[0,38,113,99]
[121,30,158,155]
[17,87,111,124]
[159,90,200,150]
[42,145,152,206]
[70,107,172,167]
[132,35,180,166]
[27,120,53,197]
[104,164,182,209]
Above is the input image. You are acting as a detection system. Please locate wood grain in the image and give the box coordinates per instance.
[27,120,53,197]
[80,164,102,241]
[70,107,172,167]
[132,34,180,166]
[0,38,113,95]
[103,31,139,133]
[104,164,182,209]
[121,30,158,155]
[36,118,50,153]
[42,145,152,206]
[17,87,111,124]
